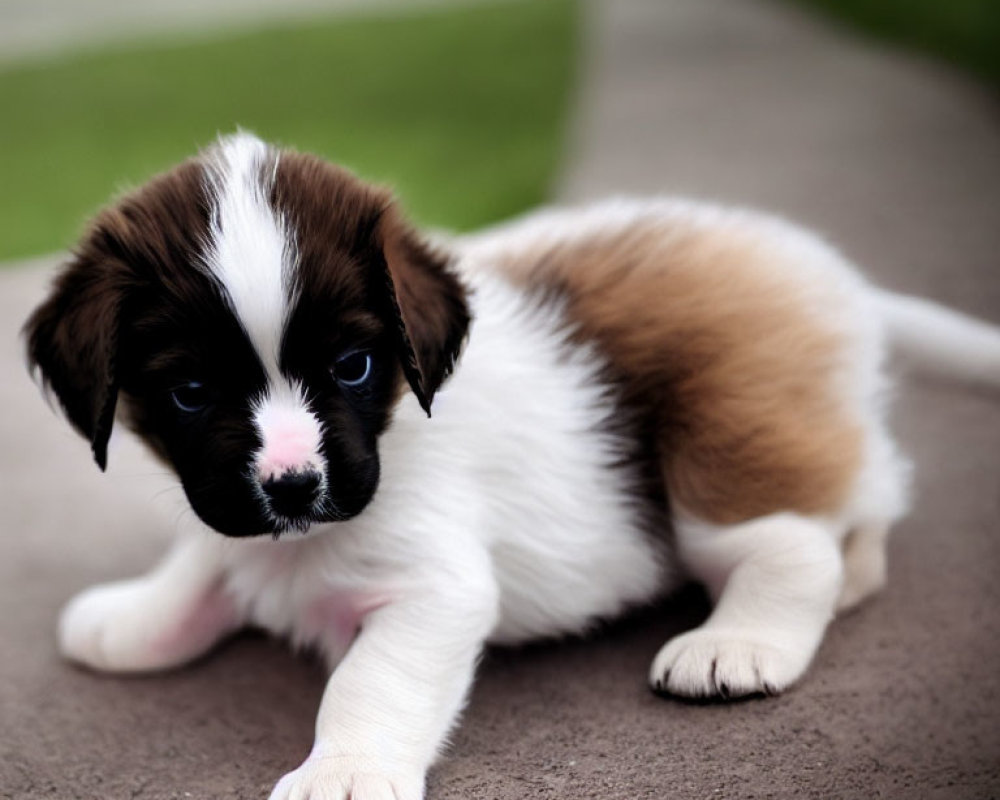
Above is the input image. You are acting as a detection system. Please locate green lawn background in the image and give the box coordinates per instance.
[0,0,579,261]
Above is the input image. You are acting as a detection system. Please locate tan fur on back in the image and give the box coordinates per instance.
[487,211,863,525]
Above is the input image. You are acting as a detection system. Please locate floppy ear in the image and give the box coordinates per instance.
[24,242,127,471]
[376,207,470,416]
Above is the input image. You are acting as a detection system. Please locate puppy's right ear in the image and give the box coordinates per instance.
[24,232,128,471]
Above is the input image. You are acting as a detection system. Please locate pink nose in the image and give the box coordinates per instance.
[253,394,324,484]
[257,431,316,481]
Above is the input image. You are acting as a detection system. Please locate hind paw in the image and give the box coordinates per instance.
[649,628,811,699]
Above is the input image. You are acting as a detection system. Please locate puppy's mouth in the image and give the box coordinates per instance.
[266,515,319,539]
[264,504,349,539]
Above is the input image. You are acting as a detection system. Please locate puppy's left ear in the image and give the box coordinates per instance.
[376,208,470,415]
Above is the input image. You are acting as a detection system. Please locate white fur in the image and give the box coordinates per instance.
[58,531,238,673]
[202,132,294,385]
[652,511,843,697]
[875,288,1000,389]
[203,133,324,490]
[59,179,999,799]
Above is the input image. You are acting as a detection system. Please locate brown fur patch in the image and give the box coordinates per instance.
[377,206,470,412]
[24,159,212,469]
[489,214,863,525]
[273,152,469,414]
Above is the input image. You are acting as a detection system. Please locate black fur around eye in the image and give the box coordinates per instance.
[333,351,373,387]
[170,380,211,413]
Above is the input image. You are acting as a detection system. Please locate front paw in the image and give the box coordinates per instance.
[649,627,813,699]
[269,755,424,800]
[59,576,236,673]
[60,580,159,672]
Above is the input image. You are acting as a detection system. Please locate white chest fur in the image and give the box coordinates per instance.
[218,273,672,661]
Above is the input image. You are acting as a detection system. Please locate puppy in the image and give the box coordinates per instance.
[25,133,1000,800]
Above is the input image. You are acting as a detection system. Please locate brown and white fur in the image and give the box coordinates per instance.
[24,133,1000,800]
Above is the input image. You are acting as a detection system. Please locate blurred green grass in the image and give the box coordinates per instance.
[0,0,579,261]
[789,0,1000,87]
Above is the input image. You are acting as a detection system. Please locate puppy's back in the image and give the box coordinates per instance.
[459,199,877,525]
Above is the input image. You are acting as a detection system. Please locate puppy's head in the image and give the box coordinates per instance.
[25,133,469,537]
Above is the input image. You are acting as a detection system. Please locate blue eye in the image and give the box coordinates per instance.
[333,351,372,387]
[170,380,211,413]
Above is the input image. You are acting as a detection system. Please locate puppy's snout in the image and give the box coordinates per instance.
[261,470,322,517]
[254,391,326,521]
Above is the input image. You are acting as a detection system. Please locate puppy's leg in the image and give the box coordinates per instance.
[836,521,890,612]
[59,531,240,672]
[270,563,498,800]
[650,512,843,698]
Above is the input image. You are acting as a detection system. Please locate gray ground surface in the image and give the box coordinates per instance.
[2,0,1000,798]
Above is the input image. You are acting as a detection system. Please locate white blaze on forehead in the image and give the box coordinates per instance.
[202,133,324,482]
[202,132,295,384]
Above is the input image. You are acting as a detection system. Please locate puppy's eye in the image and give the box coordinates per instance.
[333,351,372,387]
[170,381,211,413]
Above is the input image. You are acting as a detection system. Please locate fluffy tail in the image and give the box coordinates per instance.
[875,289,1000,388]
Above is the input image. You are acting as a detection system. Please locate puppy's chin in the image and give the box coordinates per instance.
[187,497,370,540]
[259,498,373,540]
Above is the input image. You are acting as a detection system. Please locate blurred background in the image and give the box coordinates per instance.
[0,0,996,263]
[0,0,580,261]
